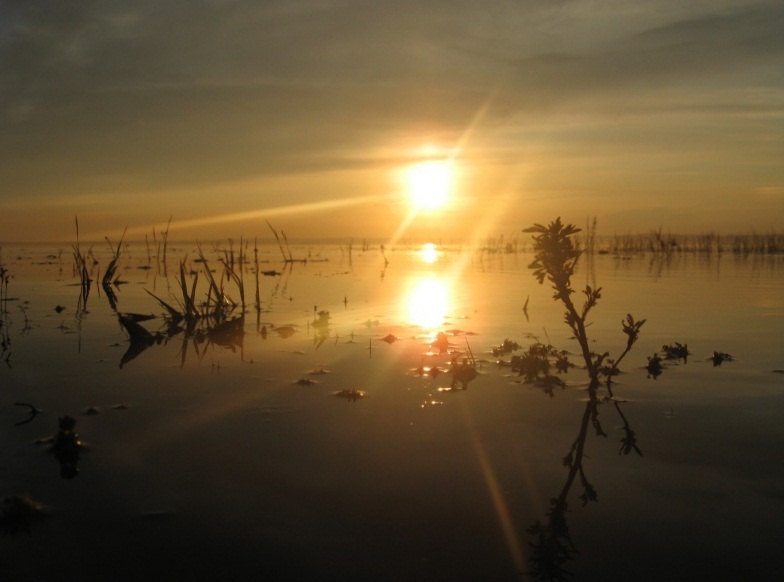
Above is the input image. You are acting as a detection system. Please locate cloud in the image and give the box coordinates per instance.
[1,0,782,239]
[493,2,784,117]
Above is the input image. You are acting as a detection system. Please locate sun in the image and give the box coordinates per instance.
[406,160,452,211]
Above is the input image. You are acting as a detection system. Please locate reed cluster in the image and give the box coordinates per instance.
[477,233,526,254]
[145,242,248,326]
[606,230,784,255]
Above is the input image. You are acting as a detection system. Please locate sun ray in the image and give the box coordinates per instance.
[102,194,394,240]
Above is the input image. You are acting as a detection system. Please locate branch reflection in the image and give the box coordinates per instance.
[525,376,643,580]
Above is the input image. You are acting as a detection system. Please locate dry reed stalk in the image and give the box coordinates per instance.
[195,246,225,315]
[71,216,92,304]
[220,254,246,313]
[161,216,172,268]
[103,227,127,286]
[266,220,288,262]
[253,237,261,312]
[175,259,199,320]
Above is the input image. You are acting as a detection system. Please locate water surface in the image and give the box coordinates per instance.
[1,242,783,581]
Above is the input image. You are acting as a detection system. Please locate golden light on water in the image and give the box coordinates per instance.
[406,160,453,211]
[404,275,451,331]
[419,243,439,264]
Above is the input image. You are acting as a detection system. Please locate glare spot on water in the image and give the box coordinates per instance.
[419,243,439,264]
[404,276,450,331]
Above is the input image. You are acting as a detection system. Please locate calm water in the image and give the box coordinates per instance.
[1,242,783,581]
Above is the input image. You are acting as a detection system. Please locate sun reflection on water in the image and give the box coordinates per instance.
[419,243,439,264]
[404,275,451,333]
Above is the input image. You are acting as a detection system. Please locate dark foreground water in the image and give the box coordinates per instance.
[1,242,783,581]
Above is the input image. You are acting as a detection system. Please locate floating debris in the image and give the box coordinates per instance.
[449,357,478,390]
[37,416,86,480]
[411,361,443,378]
[431,332,449,353]
[381,333,398,344]
[662,342,690,363]
[82,406,101,415]
[332,389,366,401]
[54,305,66,313]
[710,351,733,367]
[492,338,520,357]
[646,354,663,379]
[273,325,297,339]
[295,377,317,386]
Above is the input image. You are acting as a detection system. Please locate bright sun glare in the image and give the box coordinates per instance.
[405,276,450,331]
[419,243,439,264]
[406,160,452,211]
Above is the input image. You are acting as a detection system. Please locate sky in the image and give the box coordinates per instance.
[1,0,783,243]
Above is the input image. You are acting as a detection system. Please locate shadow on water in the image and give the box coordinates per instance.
[116,313,164,368]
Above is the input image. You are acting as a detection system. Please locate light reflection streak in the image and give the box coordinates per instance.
[470,431,527,575]
[458,398,528,575]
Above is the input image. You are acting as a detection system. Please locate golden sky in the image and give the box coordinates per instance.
[2,1,783,243]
